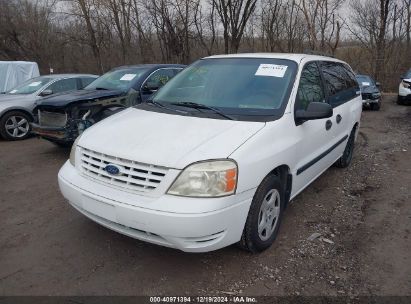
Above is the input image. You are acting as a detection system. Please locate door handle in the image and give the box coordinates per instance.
[325,120,332,130]
[336,114,342,124]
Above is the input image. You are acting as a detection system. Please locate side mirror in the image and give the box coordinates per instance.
[39,89,53,97]
[375,82,381,87]
[143,82,159,93]
[295,102,333,124]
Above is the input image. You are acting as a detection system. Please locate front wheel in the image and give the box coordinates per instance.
[370,102,381,111]
[0,111,32,140]
[238,174,285,253]
[335,128,356,168]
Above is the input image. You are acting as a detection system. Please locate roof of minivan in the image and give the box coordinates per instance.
[205,53,344,63]
[39,74,99,78]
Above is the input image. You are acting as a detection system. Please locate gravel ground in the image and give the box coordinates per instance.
[0,95,410,296]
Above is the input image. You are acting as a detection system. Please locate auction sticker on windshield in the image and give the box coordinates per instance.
[255,64,288,78]
[28,81,42,87]
[120,74,136,81]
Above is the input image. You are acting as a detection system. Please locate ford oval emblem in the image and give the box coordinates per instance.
[104,164,120,175]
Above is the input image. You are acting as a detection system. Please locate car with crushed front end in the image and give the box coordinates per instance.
[397,69,411,105]
[0,74,98,140]
[58,53,362,253]
[31,64,185,146]
[355,74,382,111]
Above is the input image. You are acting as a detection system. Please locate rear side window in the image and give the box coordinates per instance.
[320,62,358,107]
[295,62,325,111]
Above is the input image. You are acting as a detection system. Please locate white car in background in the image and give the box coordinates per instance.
[398,69,411,105]
[0,74,98,140]
[58,54,362,253]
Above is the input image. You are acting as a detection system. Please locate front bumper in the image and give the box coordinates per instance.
[398,94,411,103]
[31,123,74,143]
[362,99,380,105]
[58,161,253,252]
[399,83,411,98]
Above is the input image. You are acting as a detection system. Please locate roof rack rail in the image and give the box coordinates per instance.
[303,49,335,58]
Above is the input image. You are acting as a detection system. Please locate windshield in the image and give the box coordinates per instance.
[405,70,411,79]
[152,58,297,119]
[7,76,53,95]
[86,67,149,91]
[356,75,375,87]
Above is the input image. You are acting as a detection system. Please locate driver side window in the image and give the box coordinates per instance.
[143,69,175,91]
[47,78,78,94]
[295,62,325,111]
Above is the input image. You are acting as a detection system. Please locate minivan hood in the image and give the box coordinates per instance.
[361,85,379,94]
[79,108,265,169]
[36,89,124,107]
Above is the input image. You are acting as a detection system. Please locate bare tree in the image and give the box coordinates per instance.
[299,0,343,53]
[260,0,283,52]
[69,0,104,72]
[212,0,258,53]
[348,0,394,82]
[194,1,218,55]
[103,0,133,64]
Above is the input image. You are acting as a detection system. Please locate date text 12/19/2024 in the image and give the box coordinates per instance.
[149,296,258,303]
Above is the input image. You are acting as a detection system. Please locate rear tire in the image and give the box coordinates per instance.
[335,128,356,168]
[238,174,285,253]
[0,110,32,140]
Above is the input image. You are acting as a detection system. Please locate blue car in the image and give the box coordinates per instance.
[32,64,185,145]
[355,74,382,111]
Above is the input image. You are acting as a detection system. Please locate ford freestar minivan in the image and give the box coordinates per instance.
[58,54,362,253]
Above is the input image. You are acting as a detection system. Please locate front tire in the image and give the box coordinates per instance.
[238,174,285,253]
[397,96,404,105]
[335,128,356,168]
[0,111,32,140]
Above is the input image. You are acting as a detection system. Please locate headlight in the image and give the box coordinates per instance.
[372,92,381,98]
[167,160,237,197]
[402,80,410,89]
[69,135,82,166]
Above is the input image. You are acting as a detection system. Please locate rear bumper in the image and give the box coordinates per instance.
[58,161,253,252]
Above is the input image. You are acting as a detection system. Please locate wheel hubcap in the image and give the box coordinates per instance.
[5,116,29,138]
[258,189,281,241]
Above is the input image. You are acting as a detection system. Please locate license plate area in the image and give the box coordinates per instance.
[82,195,116,222]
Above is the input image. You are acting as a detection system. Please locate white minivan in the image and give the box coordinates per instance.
[58,54,362,253]
[397,69,411,105]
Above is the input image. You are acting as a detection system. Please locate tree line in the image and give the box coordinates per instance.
[0,0,410,91]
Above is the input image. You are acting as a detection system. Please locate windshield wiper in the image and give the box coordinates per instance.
[170,101,235,120]
[95,87,109,90]
[145,100,188,114]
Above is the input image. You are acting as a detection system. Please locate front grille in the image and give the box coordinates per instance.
[362,93,372,100]
[38,110,67,127]
[80,147,168,193]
